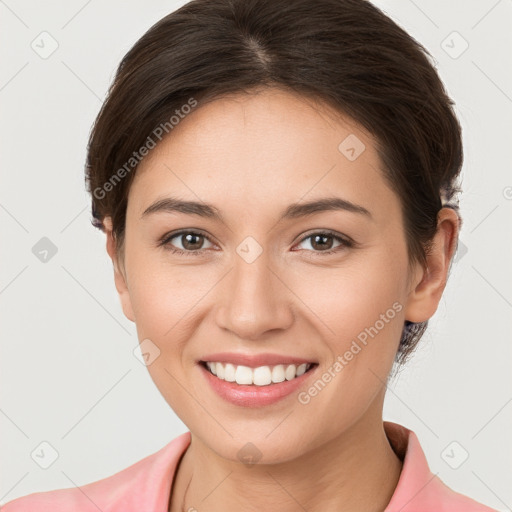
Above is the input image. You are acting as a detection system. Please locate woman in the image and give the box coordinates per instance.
[3,0,498,510]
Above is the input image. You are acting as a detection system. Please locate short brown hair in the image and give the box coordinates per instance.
[85,0,463,366]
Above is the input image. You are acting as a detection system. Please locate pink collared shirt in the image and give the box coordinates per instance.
[1,421,497,511]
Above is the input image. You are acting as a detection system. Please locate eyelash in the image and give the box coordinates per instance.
[158,229,354,257]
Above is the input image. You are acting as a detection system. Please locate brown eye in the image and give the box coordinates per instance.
[294,231,353,255]
[310,233,335,251]
[160,230,214,254]
[180,233,205,250]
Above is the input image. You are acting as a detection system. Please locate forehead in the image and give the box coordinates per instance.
[129,87,399,222]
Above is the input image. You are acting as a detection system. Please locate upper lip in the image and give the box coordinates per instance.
[199,352,317,368]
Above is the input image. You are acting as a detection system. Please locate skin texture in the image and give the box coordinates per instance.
[103,87,459,512]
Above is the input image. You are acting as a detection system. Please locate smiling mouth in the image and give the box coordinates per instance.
[200,361,318,386]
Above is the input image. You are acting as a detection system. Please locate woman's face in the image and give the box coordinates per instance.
[113,87,423,462]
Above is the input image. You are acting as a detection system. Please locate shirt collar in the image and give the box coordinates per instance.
[383,420,441,511]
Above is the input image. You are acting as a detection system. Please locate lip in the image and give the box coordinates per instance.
[198,352,316,368]
[198,360,318,408]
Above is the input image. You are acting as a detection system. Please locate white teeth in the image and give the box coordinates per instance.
[271,365,286,383]
[296,363,307,376]
[204,361,313,385]
[224,363,236,382]
[253,366,272,386]
[216,362,225,379]
[235,365,253,385]
[285,364,296,381]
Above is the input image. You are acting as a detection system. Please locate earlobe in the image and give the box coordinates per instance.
[103,216,136,323]
[403,208,460,324]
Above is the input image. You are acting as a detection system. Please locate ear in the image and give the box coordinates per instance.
[103,216,136,323]
[403,208,460,323]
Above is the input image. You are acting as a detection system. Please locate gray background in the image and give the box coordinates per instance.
[1,0,511,509]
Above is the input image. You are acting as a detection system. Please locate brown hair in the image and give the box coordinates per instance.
[85,0,463,366]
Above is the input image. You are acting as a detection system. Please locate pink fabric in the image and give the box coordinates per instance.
[1,421,497,511]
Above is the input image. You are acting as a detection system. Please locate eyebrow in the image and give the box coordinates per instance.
[141,196,372,222]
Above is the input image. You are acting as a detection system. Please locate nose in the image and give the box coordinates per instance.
[216,249,294,341]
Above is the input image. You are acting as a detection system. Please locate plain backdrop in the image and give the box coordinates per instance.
[1,0,511,509]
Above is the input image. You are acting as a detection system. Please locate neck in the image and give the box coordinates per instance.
[169,404,402,512]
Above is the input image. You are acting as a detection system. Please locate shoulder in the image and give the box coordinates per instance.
[0,487,91,512]
[1,432,191,512]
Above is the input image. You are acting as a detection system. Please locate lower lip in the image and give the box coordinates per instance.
[199,363,317,407]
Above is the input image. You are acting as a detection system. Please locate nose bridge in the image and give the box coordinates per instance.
[217,240,293,339]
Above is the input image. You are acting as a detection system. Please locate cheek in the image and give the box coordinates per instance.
[334,269,405,345]
[298,252,407,341]
[125,245,223,345]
